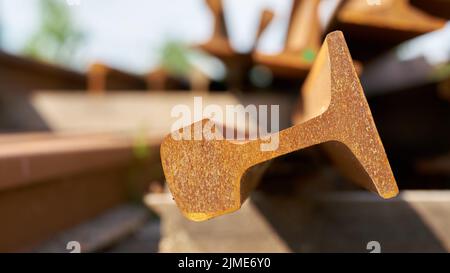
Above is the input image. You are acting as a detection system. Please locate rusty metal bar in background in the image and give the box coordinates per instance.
[87,62,147,94]
[198,0,275,90]
[0,50,86,92]
[198,0,234,59]
[410,0,450,19]
[160,31,399,222]
[337,0,445,38]
[253,0,322,78]
[332,0,446,60]
[0,132,162,252]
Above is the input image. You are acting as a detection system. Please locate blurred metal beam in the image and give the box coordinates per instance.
[253,0,322,78]
[0,132,160,191]
[199,0,234,59]
[330,0,446,61]
[0,132,162,252]
[411,0,450,20]
[198,0,274,90]
[337,0,445,42]
[87,63,147,94]
[417,153,450,176]
[0,50,86,93]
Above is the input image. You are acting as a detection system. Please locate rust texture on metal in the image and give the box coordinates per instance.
[160,31,399,222]
[337,0,446,40]
[253,0,322,78]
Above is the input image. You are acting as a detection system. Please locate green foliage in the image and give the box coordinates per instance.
[158,41,192,77]
[132,123,150,160]
[22,0,84,65]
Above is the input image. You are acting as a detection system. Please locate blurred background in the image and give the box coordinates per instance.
[0,0,449,253]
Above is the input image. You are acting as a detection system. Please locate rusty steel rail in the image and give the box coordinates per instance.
[0,132,159,190]
[0,132,162,252]
[161,31,399,222]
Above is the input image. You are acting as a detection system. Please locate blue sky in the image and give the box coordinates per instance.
[0,0,297,73]
[1,0,447,75]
